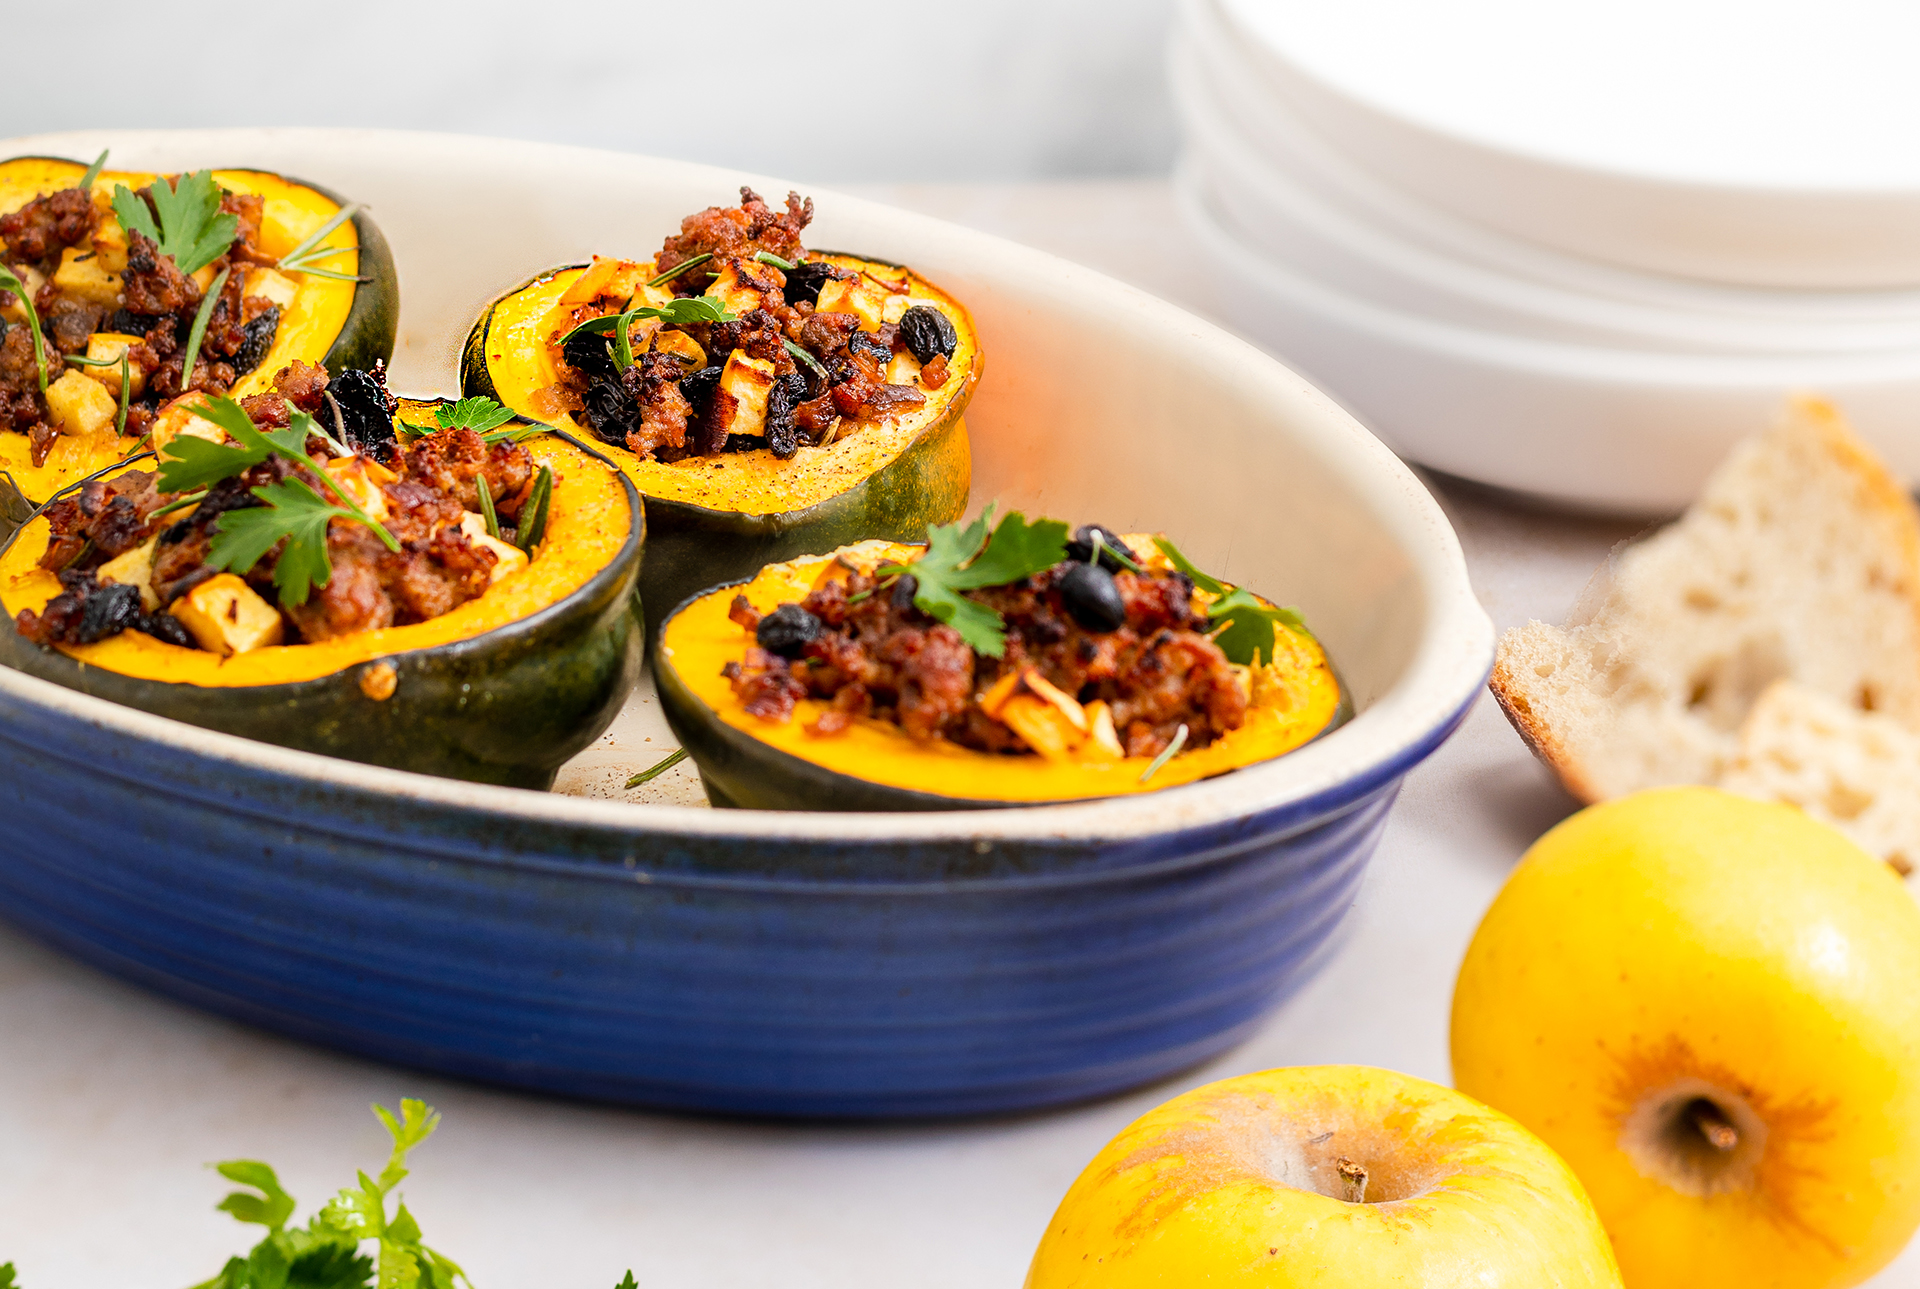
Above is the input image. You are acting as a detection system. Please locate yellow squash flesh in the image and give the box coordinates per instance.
[658,541,1342,803]
[0,160,363,498]
[0,430,628,686]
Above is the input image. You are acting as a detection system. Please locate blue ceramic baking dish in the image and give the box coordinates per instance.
[0,129,1494,1117]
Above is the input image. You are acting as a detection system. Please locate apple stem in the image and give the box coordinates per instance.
[1335,1156,1369,1204]
[1686,1098,1740,1153]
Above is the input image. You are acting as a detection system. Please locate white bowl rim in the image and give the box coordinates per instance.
[0,127,1494,846]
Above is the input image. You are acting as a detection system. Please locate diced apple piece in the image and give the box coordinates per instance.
[243,267,299,310]
[457,512,531,583]
[90,215,128,273]
[706,259,779,318]
[999,693,1082,761]
[321,456,390,522]
[815,274,887,332]
[1083,701,1125,760]
[171,574,284,656]
[44,369,118,436]
[650,328,706,367]
[53,246,122,306]
[149,393,224,453]
[711,351,777,438]
[882,293,914,325]
[84,333,146,398]
[98,537,160,612]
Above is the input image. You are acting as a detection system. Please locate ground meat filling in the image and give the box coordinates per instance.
[724,560,1250,759]
[0,174,296,465]
[14,365,537,653]
[546,187,952,464]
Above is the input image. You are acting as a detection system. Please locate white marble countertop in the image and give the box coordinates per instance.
[4,181,1915,1288]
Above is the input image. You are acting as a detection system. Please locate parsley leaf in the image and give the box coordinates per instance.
[216,1160,299,1233]
[1153,537,1309,666]
[208,478,357,607]
[884,507,1068,657]
[558,295,737,349]
[154,397,310,493]
[615,1275,639,1289]
[0,1262,18,1289]
[111,171,238,275]
[433,396,516,434]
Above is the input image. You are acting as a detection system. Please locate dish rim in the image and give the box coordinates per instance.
[0,126,1494,847]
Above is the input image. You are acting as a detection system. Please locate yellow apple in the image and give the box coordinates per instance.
[1452,786,1920,1289]
[1024,1064,1623,1287]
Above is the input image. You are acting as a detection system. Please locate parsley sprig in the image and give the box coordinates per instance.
[111,171,237,276]
[558,294,738,363]
[878,507,1069,657]
[157,396,400,607]
[190,1099,469,1289]
[1154,536,1310,667]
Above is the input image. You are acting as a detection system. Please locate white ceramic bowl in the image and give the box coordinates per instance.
[0,128,1493,1114]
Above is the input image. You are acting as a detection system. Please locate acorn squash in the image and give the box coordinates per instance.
[0,155,398,500]
[461,252,977,627]
[653,539,1344,811]
[0,400,641,789]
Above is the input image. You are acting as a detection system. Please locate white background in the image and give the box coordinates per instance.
[2,0,1178,182]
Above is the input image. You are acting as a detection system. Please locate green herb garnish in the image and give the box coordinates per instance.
[276,203,366,281]
[0,1261,17,1288]
[191,1099,468,1289]
[648,253,712,287]
[110,171,237,276]
[614,1274,639,1289]
[1138,723,1189,783]
[148,488,208,521]
[433,396,516,434]
[77,148,109,192]
[558,295,736,352]
[784,339,827,384]
[176,266,228,395]
[625,746,688,788]
[880,507,1069,657]
[476,475,499,539]
[0,265,48,391]
[114,351,131,436]
[754,250,797,270]
[1153,536,1309,667]
[516,465,553,553]
[155,396,400,607]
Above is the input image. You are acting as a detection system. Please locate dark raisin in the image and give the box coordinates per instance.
[139,611,196,649]
[756,604,823,659]
[1065,523,1131,571]
[561,326,617,383]
[848,330,891,367]
[73,580,145,644]
[680,364,724,412]
[581,377,639,446]
[108,307,158,336]
[228,305,280,377]
[897,306,958,363]
[782,261,840,307]
[328,365,398,465]
[763,371,807,460]
[1059,562,1126,632]
[890,574,919,610]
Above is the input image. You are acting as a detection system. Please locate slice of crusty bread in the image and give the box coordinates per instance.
[1721,680,1920,874]
[1490,396,1920,868]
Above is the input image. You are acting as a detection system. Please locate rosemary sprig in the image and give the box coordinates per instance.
[754,251,797,270]
[1089,529,1143,573]
[476,475,500,539]
[114,351,131,436]
[78,148,109,192]
[0,266,48,391]
[1138,724,1189,783]
[276,203,368,281]
[177,266,229,395]
[625,747,688,788]
[147,489,208,521]
[784,339,828,384]
[648,253,711,287]
[515,465,553,553]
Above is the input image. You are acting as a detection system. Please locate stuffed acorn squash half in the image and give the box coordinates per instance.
[0,366,641,789]
[462,187,977,627]
[0,152,398,500]
[654,512,1345,810]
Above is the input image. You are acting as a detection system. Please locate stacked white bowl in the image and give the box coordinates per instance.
[1172,0,1920,512]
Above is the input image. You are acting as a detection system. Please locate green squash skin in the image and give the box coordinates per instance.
[652,582,1355,813]
[0,158,398,383]
[0,423,646,790]
[460,259,972,635]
